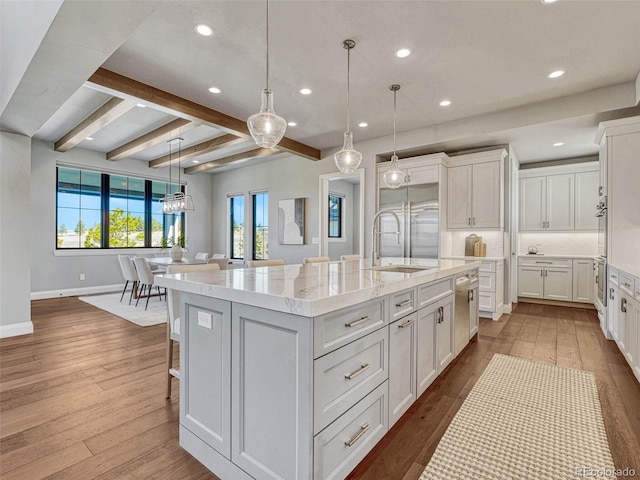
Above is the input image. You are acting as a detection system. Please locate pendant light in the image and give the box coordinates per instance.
[161,137,195,213]
[247,0,287,148]
[382,84,406,189]
[334,39,362,173]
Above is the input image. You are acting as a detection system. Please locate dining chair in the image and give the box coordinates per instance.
[165,262,221,398]
[303,256,331,264]
[194,252,210,262]
[247,259,285,267]
[211,253,226,259]
[118,255,139,305]
[341,254,361,261]
[207,258,229,270]
[132,257,164,310]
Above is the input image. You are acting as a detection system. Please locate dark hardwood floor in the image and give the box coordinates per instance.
[1,299,639,479]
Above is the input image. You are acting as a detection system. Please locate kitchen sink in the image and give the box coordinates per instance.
[369,265,431,273]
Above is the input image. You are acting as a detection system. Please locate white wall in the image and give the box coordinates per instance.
[210,154,338,264]
[1,132,33,337]
[30,139,213,296]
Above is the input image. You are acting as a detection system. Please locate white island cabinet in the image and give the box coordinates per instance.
[156,258,479,480]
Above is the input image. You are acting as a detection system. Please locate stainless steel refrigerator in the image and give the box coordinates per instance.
[378,183,439,259]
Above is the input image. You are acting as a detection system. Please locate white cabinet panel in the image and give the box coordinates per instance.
[388,313,417,427]
[472,161,502,228]
[574,171,599,230]
[572,259,594,303]
[544,267,573,301]
[518,266,544,298]
[520,176,546,231]
[546,174,574,230]
[436,297,454,374]
[416,302,437,396]
[447,165,472,229]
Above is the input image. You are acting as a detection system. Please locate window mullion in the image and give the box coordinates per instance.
[101,173,110,248]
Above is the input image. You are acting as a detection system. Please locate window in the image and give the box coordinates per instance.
[229,195,245,259]
[252,192,268,260]
[56,166,183,249]
[328,193,344,238]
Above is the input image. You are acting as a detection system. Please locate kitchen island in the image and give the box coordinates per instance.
[155,257,479,480]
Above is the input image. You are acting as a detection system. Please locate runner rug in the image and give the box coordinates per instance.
[420,354,617,480]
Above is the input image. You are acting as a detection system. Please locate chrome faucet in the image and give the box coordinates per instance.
[371,209,401,266]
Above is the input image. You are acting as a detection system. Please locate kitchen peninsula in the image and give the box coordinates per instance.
[155,258,480,480]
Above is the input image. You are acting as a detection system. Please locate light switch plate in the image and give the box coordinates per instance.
[197,311,212,329]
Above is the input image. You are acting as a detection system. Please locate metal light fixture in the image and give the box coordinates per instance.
[334,39,362,174]
[383,84,406,189]
[247,0,287,148]
[161,137,195,213]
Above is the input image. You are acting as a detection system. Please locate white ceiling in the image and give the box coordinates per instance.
[3,0,640,168]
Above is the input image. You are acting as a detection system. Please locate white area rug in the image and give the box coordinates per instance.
[79,292,167,327]
[420,354,617,480]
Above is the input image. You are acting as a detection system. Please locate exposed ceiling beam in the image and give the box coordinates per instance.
[148,133,247,168]
[106,118,195,161]
[54,97,136,152]
[184,148,274,174]
[87,68,321,161]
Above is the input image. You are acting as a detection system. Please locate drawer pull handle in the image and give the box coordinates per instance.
[609,288,615,300]
[345,316,371,328]
[621,298,627,313]
[398,319,415,329]
[345,363,370,380]
[535,261,553,264]
[345,423,371,447]
[395,299,412,308]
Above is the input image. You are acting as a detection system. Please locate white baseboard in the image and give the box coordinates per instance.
[0,321,34,338]
[504,303,513,314]
[31,284,122,300]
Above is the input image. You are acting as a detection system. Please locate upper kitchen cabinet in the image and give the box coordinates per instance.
[596,116,640,277]
[519,162,598,232]
[377,153,448,188]
[446,149,506,230]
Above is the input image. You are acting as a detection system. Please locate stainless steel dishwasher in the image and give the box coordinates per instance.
[454,272,470,356]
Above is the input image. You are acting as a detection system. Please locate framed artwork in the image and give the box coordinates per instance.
[278,198,305,244]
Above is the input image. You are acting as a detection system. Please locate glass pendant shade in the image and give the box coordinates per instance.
[248,89,287,148]
[334,131,362,173]
[383,154,405,189]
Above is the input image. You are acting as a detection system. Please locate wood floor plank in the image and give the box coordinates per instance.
[509,340,535,359]
[576,324,609,373]
[556,332,582,369]
[532,333,557,365]
[1,442,93,480]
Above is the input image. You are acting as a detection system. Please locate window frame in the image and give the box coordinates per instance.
[328,192,345,241]
[252,191,269,260]
[228,194,245,260]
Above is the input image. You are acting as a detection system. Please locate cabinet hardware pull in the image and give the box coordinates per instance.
[472,217,476,226]
[468,289,473,302]
[544,269,548,277]
[395,299,412,308]
[623,282,631,288]
[540,269,544,277]
[398,319,415,329]
[610,288,615,300]
[345,423,371,447]
[437,306,444,324]
[345,316,370,328]
[621,298,627,313]
[535,261,553,264]
[345,363,370,380]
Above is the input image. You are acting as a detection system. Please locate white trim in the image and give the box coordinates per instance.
[53,248,160,257]
[57,161,187,185]
[31,283,122,300]
[0,322,34,338]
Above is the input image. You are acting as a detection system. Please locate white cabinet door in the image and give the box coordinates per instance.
[520,176,546,231]
[630,297,640,382]
[388,313,417,427]
[181,295,232,459]
[518,266,544,298]
[574,171,599,230]
[622,292,637,373]
[447,165,472,229]
[472,161,502,228]
[546,174,574,230]
[407,164,438,185]
[416,303,437,397]
[436,296,454,374]
[231,304,313,480]
[608,283,620,345]
[572,259,594,303]
[544,267,573,301]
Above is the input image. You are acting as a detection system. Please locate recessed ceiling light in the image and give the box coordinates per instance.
[395,48,412,58]
[439,100,452,107]
[300,88,312,95]
[193,160,200,164]
[136,103,146,108]
[358,122,368,128]
[287,121,297,127]
[195,24,214,36]
[85,137,94,141]
[208,86,221,94]
[541,0,558,4]
[553,142,565,147]
[547,70,565,79]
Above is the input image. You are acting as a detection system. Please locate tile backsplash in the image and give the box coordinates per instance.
[441,231,505,257]
[518,232,598,256]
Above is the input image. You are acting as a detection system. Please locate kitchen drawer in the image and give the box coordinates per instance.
[479,292,495,312]
[313,382,388,480]
[519,257,572,268]
[620,272,635,295]
[479,272,495,293]
[313,327,388,434]
[479,261,495,273]
[389,288,417,321]
[609,267,619,286]
[314,297,387,358]
[417,278,454,309]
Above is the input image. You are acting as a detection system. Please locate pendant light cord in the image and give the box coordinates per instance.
[168,141,172,195]
[346,45,351,132]
[393,89,397,157]
[266,0,270,90]
[177,138,181,192]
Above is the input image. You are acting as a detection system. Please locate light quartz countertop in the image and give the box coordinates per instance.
[518,254,596,259]
[442,256,505,261]
[155,257,479,317]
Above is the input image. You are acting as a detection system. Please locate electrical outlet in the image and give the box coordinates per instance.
[197,311,212,329]
[79,273,85,281]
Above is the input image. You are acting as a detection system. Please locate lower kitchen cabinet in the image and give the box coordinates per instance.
[388,313,417,427]
[518,265,544,299]
[621,289,640,381]
[544,267,573,301]
[518,257,573,302]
